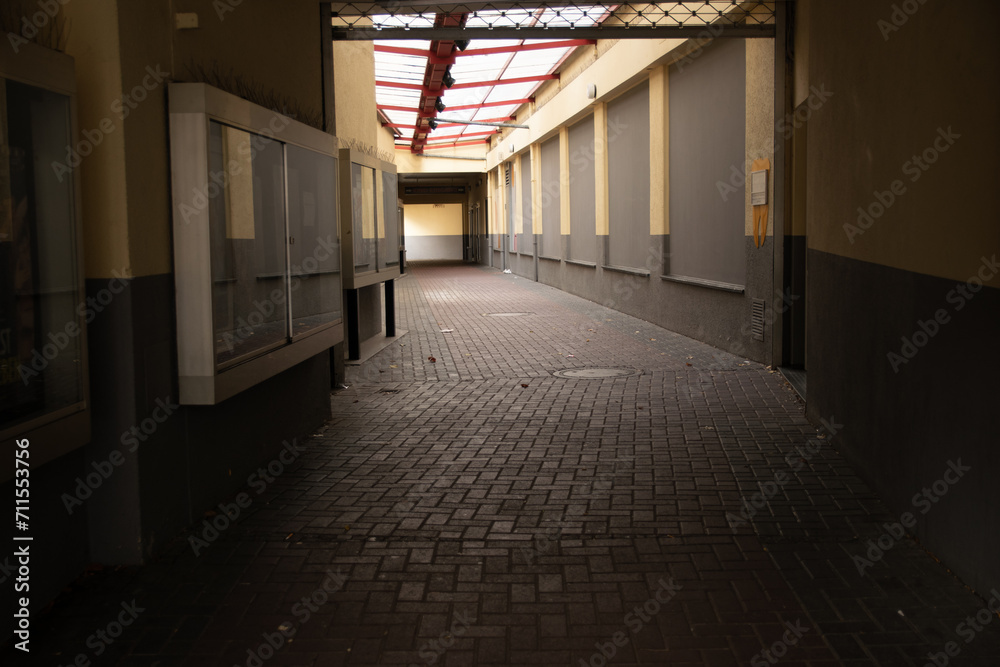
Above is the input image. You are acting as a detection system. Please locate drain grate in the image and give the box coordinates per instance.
[553,367,641,379]
[750,299,766,342]
[484,312,533,317]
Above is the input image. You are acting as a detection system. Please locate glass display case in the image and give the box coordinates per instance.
[0,38,90,473]
[339,149,400,289]
[169,83,343,405]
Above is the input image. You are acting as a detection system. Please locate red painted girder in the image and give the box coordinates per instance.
[379,74,557,91]
[375,40,594,58]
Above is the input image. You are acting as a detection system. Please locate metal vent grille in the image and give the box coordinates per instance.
[750,298,765,342]
[331,2,777,40]
[504,162,511,186]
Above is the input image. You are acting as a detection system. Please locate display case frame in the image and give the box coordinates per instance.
[338,148,400,290]
[168,83,344,405]
[0,38,91,475]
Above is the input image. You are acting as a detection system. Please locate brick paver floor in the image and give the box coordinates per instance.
[11,262,1000,666]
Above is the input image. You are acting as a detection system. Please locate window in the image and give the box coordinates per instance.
[568,117,597,263]
[352,163,377,271]
[540,136,561,259]
[1,54,90,465]
[170,83,344,405]
[519,151,532,255]
[339,148,400,289]
[668,39,747,287]
[607,82,651,271]
[288,144,341,334]
[379,170,399,269]
[209,122,289,366]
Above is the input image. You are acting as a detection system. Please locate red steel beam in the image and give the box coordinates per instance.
[394,139,490,151]
[421,129,497,142]
[375,39,595,59]
[444,98,532,111]
[377,98,531,114]
[384,117,514,130]
[377,73,556,91]
[457,39,595,57]
[449,74,558,90]
[376,44,435,57]
[408,12,468,152]
[377,80,433,91]
[377,104,425,113]
[420,139,491,149]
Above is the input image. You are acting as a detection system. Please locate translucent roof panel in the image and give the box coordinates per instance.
[375,28,592,149]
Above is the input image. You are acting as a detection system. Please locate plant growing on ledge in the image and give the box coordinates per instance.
[182,60,324,130]
[2,0,69,53]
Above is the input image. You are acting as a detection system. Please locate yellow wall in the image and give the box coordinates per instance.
[63,0,130,279]
[117,0,173,277]
[395,143,487,174]
[487,36,691,170]
[63,0,328,279]
[745,39,775,238]
[332,41,377,147]
[804,0,999,285]
[493,36,773,245]
[405,203,463,237]
[172,0,324,121]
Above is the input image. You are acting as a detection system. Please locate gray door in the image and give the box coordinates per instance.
[504,162,514,271]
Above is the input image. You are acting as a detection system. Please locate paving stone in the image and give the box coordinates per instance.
[10,263,1000,666]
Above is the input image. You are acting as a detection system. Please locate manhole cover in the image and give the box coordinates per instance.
[553,367,641,379]
[484,312,533,317]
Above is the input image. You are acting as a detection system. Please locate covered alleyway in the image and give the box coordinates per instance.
[17,263,1000,666]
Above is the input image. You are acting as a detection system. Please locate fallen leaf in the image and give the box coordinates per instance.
[686,363,692,366]
[521,384,529,388]
[389,364,397,368]
[428,357,437,363]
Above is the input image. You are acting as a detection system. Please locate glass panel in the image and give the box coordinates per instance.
[0,80,83,428]
[208,121,287,366]
[287,144,341,334]
[352,163,377,271]
[379,171,399,268]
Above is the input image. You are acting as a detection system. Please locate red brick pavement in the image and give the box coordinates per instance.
[13,262,1000,667]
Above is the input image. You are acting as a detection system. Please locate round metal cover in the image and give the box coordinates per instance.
[484,312,532,317]
[553,367,641,379]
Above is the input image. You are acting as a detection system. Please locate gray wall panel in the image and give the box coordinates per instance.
[669,39,746,286]
[568,115,597,263]
[406,235,464,261]
[807,249,1000,593]
[540,136,561,258]
[519,152,532,251]
[608,82,651,269]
